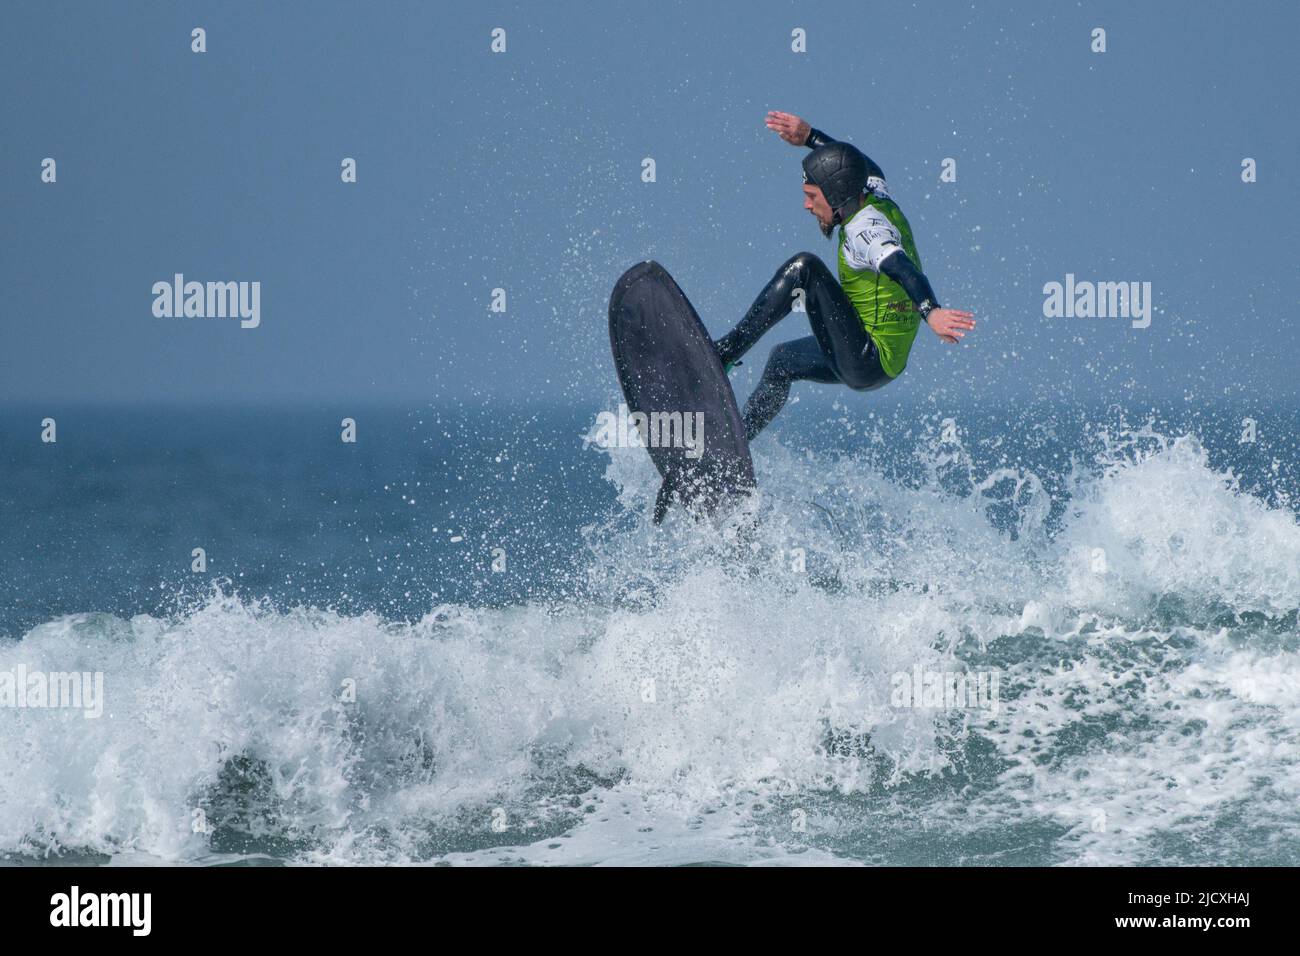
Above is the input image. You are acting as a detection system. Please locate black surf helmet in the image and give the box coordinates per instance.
[801,142,879,222]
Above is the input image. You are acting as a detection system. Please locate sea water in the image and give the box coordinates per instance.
[1,399,1298,866]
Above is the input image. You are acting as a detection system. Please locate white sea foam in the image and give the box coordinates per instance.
[2,423,1298,865]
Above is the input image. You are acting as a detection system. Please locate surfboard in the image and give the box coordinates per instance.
[608,260,756,523]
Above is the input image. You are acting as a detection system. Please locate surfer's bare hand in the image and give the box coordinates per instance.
[926,308,975,344]
[766,111,811,146]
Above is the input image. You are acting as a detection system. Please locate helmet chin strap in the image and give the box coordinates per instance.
[832,193,866,226]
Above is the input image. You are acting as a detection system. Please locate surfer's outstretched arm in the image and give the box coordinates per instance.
[879,251,939,318]
[877,250,975,345]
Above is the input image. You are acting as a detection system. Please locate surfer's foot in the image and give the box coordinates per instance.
[712,338,742,374]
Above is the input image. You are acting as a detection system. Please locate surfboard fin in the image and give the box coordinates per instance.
[652,474,676,524]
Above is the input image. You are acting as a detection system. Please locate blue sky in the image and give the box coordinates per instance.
[3,0,1296,408]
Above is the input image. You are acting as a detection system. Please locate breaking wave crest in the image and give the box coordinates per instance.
[3,416,1298,866]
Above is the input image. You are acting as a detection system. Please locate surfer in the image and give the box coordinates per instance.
[713,111,976,439]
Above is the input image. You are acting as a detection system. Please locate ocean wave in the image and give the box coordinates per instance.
[3,419,1298,865]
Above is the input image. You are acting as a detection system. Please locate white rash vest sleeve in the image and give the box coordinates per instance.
[841,205,904,273]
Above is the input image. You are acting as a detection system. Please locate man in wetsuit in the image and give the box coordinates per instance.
[713,111,976,439]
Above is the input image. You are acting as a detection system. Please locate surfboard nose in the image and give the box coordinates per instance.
[613,260,665,292]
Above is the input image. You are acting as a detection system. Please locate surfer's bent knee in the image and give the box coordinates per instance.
[779,251,824,281]
[763,342,800,378]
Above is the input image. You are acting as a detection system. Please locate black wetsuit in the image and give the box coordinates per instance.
[715,250,891,440]
[715,128,938,441]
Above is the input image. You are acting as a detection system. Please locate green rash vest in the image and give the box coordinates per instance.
[836,193,924,378]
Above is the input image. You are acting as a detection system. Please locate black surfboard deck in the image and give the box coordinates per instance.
[608,260,756,523]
